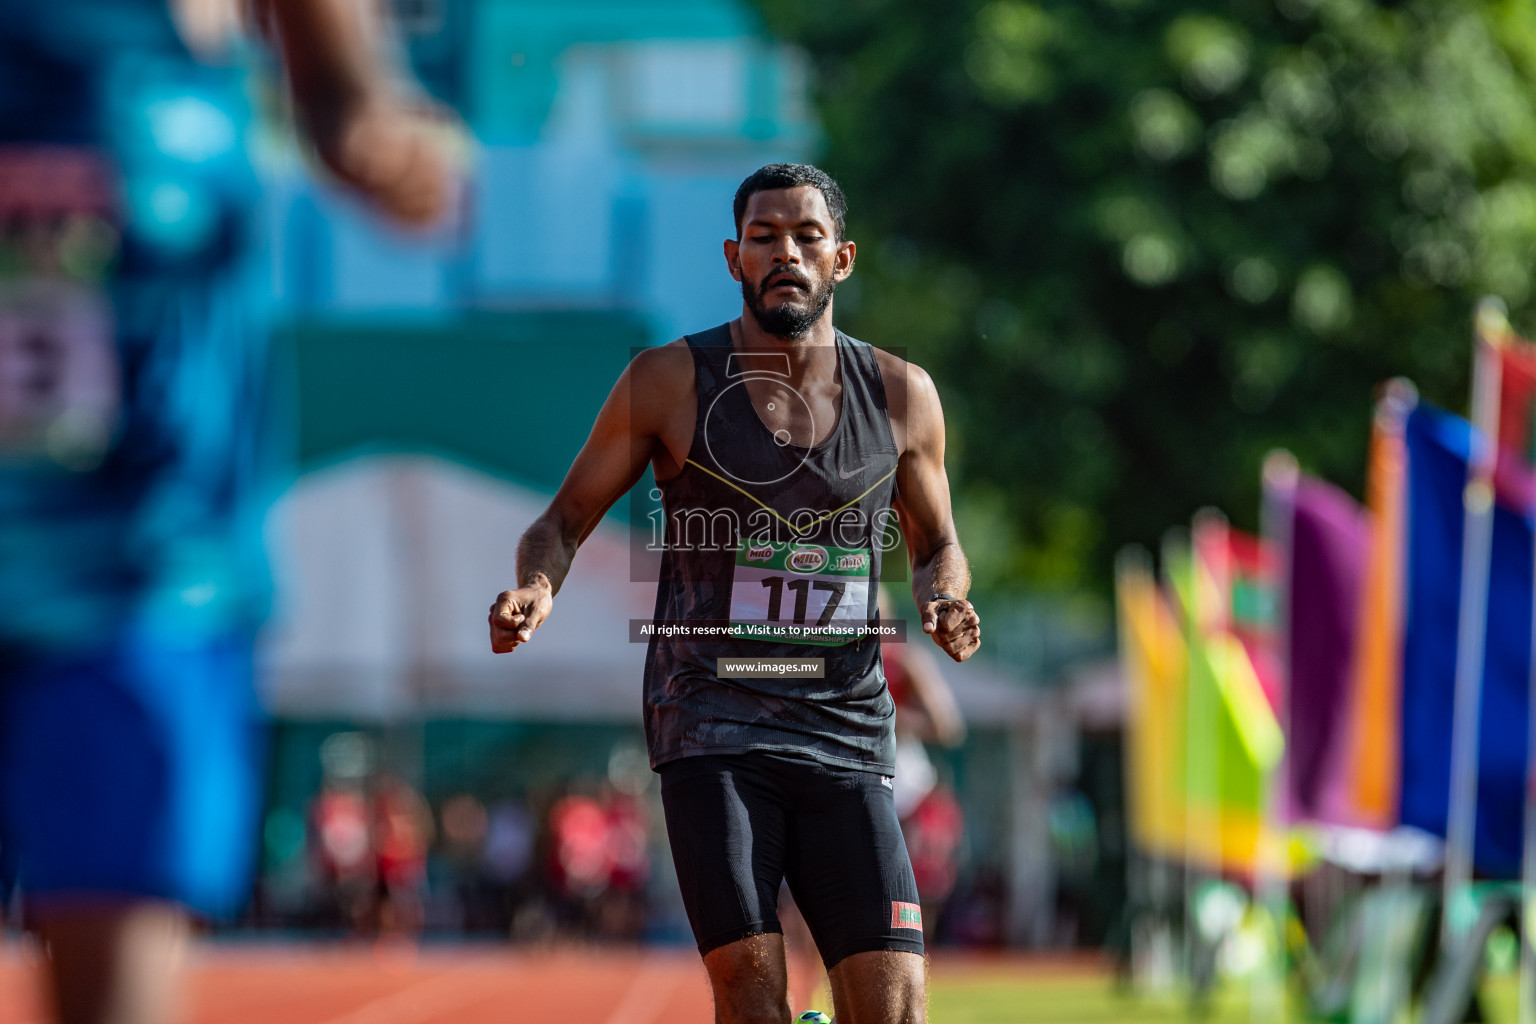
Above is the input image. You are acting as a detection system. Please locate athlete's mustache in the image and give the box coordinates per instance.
[757,270,813,299]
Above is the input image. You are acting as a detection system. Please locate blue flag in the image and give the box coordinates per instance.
[1401,404,1532,878]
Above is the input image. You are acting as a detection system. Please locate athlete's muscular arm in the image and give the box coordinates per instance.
[489,346,690,654]
[888,361,981,663]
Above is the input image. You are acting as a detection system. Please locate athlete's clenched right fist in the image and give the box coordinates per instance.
[489,580,553,653]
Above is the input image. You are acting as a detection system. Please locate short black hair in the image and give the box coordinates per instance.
[733,163,848,242]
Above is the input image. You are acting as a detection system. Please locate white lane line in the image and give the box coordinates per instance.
[601,957,683,1024]
[316,969,493,1024]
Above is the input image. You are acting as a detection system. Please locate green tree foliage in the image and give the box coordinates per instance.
[756,0,1536,596]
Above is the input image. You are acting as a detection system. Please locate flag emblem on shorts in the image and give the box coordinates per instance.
[891,901,923,930]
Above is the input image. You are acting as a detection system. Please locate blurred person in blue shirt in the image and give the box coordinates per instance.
[0,1,452,1021]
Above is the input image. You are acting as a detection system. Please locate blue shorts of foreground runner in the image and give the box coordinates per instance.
[0,625,264,919]
[659,750,925,969]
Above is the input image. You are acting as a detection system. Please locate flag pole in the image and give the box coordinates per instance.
[1166,521,1214,1003]
[1189,509,1230,1010]
[1164,526,1200,998]
[1442,298,1507,951]
[1116,546,1154,990]
[1256,451,1299,1023]
[1121,542,1184,992]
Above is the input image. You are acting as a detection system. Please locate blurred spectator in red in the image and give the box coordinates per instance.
[371,773,434,937]
[598,790,650,940]
[542,784,652,941]
[903,786,965,912]
[545,789,608,936]
[884,634,967,917]
[310,781,373,931]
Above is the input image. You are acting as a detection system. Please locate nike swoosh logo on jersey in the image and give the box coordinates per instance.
[684,458,898,535]
[839,463,872,479]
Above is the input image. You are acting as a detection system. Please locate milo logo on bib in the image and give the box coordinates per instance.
[787,546,827,572]
[729,540,873,646]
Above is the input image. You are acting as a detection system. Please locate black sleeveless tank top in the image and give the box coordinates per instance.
[642,322,901,773]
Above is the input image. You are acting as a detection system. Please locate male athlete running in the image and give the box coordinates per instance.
[489,163,979,1024]
[0,2,450,1022]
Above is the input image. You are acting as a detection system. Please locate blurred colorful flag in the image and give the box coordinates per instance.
[1492,319,1536,466]
[1116,551,1188,860]
[1117,541,1284,874]
[1333,391,1410,830]
[1173,522,1286,874]
[1400,403,1533,877]
[1267,388,1410,833]
[1478,312,1536,509]
[1197,523,1282,709]
[1277,473,1369,825]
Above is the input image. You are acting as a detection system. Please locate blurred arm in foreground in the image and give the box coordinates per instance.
[14,4,453,1024]
[253,0,455,226]
[893,640,967,748]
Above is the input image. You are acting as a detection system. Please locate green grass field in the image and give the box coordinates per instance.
[929,969,1523,1024]
[931,976,1250,1024]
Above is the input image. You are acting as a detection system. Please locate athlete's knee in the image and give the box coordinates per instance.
[703,932,791,1024]
[828,949,927,1024]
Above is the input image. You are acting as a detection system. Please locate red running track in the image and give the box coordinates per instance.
[0,942,1106,1023]
[0,944,717,1024]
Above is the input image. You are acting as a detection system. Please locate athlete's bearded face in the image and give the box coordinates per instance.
[727,186,854,340]
[742,264,834,338]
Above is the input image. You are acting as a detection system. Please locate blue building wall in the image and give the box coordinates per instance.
[264,0,816,347]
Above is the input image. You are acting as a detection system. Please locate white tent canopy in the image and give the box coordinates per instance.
[260,453,655,721]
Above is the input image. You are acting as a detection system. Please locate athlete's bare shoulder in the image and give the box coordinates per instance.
[625,339,695,420]
[627,338,698,477]
[870,345,941,455]
[630,337,694,370]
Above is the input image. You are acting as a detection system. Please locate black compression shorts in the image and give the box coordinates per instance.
[658,751,925,968]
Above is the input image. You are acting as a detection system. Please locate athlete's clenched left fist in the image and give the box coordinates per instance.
[921,597,980,662]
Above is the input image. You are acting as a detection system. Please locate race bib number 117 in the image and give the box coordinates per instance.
[729,540,872,646]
